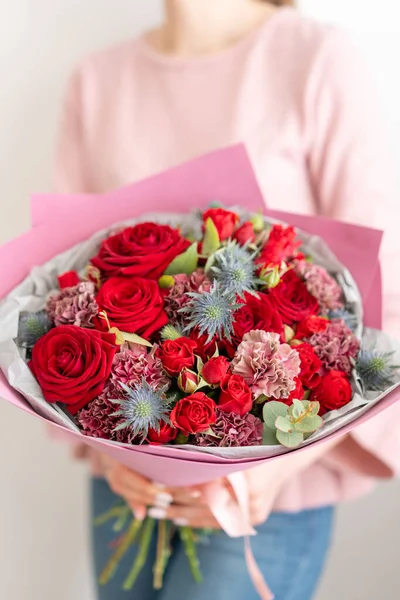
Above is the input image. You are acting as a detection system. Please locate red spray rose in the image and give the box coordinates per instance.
[219,373,253,416]
[147,422,178,445]
[296,343,322,389]
[95,277,168,339]
[91,223,190,280]
[268,270,320,325]
[58,271,80,289]
[233,222,256,245]
[202,356,230,386]
[203,208,240,240]
[171,392,217,435]
[189,329,218,361]
[158,337,198,377]
[30,325,116,415]
[295,315,329,340]
[232,292,283,347]
[258,224,301,267]
[310,370,352,412]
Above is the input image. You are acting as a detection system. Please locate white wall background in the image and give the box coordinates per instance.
[1,2,400,599]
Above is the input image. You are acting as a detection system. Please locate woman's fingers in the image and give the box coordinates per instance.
[147,504,221,530]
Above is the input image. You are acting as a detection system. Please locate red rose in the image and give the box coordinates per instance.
[233,222,256,245]
[219,373,253,416]
[58,271,80,289]
[310,370,352,412]
[279,377,305,406]
[158,337,198,377]
[268,270,320,325]
[203,208,240,241]
[232,292,283,347]
[91,223,190,280]
[189,329,218,361]
[30,325,116,415]
[258,224,301,267]
[295,315,329,340]
[296,343,322,389]
[171,392,217,435]
[202,356,230,386]
[95,277,168,339]
[147,422,178,445]
[177,369,199,394]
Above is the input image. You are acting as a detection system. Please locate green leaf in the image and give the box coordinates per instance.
[289,399,305,420]
[293,415,323,433]
[262,426,278,445]
[276,430,304,448]
[202,218,220,256]
[263,401,288,430]
[196,355,204,374]
[275,416,294,433]
[308,401,320,417]
[164,243,199,276]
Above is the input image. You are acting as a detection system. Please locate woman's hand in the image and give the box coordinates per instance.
[100,437,341,528]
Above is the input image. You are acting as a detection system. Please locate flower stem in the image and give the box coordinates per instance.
[94,504,127,527]
[123,517,156,591]
[153,520,172,590]
[99,518,143,586]
[113,506,131,533]
[179,526,203,584]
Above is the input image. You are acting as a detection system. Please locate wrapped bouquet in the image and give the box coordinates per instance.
[0,146,399,599]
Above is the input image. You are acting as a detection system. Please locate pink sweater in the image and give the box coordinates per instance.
[56,8,400,511]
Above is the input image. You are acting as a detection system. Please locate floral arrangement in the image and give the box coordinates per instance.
[14,206,399,589]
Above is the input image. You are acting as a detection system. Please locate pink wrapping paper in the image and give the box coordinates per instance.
[0,144,395,488]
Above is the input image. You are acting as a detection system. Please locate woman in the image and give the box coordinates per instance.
[56,1,400,599]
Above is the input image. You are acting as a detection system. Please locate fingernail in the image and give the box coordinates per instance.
[173,518,189,527]
[148,507,167,520]
[190,490,201,499]
[133,506,146,522]
[153,482,167,490]
[155,492,173,507]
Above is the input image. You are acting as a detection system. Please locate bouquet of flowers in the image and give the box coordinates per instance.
[0,146,399,598]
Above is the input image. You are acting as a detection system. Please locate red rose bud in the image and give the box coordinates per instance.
[219,373,253,416]
[310,370,352,412]
[296,343,322,389]
[158,337,198,377]
[295,315,329,340]
[147,422,178,445]
[29,325,116,415]
[91,222,190,280]
[58,271,80,289]
[202,356,230,386]
[258,224,301,267]
[233,222,256,245]
[203,208,240,240]
[171,392,217,435]
[177,369,199,394]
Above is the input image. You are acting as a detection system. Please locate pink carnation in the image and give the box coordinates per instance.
[165,270,211,323]
[309,319,360,376]
[232,330,301,399]
[47,281,98,327]
[109,344,170,392]
[77,390,136,444]
[194,408,263,448]
[295,261,343,315]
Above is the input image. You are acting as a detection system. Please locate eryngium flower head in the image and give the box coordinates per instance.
[181,281,242,343]
[17,311,52,348]
[209,242,262,298]
[111,380,172,440]
[356,347,399,391]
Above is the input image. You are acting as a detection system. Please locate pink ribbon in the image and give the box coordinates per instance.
[203,472,274,600]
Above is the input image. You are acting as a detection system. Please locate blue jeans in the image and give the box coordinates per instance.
[91,478,334,600]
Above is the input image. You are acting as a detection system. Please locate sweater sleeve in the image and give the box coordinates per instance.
[54,66,91,193]
[305,30,400,477]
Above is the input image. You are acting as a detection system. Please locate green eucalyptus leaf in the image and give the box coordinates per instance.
[276,430,304,448]
[164,243,199,276]
[289,399,305,419]
[263,401,288,430]
[293,415,323,433]
[262,426,278,445]
[202,218,220,256]
[308,401,320,417]
[275,416,294,433]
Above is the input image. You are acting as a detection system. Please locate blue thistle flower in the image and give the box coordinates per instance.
[180,280,242,343]
[209,242,262,298]
[17,311,52,348]
[328,309,358,331]
[356,347,399,391]
[110,381,172,440]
